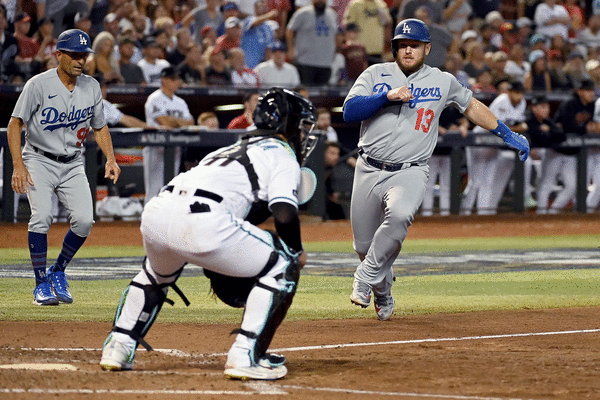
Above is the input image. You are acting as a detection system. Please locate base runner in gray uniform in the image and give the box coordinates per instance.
[344,19,530,320]
[7,29,121,306]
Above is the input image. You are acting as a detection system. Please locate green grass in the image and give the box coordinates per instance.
[2,269,600,323]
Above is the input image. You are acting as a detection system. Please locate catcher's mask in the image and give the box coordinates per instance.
[253,87,318,165]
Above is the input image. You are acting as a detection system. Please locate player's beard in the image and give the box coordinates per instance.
[397,55,424,76]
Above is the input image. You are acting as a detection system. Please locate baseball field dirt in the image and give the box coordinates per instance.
[1,213,600,399]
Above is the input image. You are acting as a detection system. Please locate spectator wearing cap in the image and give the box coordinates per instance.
[414,6,453,69]
[529,33,548,53]
[217,1,241,36]
[74,11,91,36]
[534,0,570,41]
[13,12,40,69]
[177,43,206,85]
[479,22,500,53]
[397,0,443,24]
[33,17,57,61]
[86,31,123,83]
[167,26,193,66]
[498,22,518,54]
[563,50,589,88]
[103,13,121,39]
[577,14,600,50]
[204,46,232,85]
[254,40,300,87]
[462,80,528,215]
[137,36,171,86]
[586,59,600,96]
[340,22,368,82]
[515,17,533,48]
[143,66,194,203]
[523,95,564,211]
[118,36,146,84]
[547,49,570,90]
[240,0,277,69]
[504,44,530,83]
[460,30,478,51]
[524,49,551,92]
[342,0,392,66]
[181,0,224,45]
[489,50,511,86]
[215,16,242,53]
[228,47,260,87]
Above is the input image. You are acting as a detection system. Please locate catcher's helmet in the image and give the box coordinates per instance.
[56,29,94,53]
[253,87,319,164]
[391,18,431,57]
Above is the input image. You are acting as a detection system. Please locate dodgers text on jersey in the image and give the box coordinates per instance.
[41,105,94,131]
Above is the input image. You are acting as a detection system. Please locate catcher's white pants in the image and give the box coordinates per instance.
[537,149,576,214]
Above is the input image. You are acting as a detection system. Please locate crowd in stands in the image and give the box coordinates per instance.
[6,0,600,218]
[0,0,596,91]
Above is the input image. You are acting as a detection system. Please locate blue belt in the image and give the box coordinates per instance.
[31,144,79,163]
[358,149,419,172]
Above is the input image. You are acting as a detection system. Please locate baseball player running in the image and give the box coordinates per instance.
[8,29,120,306]
[100,88,319,380]
[344,19,529,320]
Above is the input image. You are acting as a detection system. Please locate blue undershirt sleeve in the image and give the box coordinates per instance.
[343,91,390,122]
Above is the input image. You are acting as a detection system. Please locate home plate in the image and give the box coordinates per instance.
[0,363,77,371]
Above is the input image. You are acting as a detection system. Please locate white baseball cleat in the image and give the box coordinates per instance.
[374,293,395,321]
[350,279,372,308]
[100,334,136,371]
[224,363,288,380]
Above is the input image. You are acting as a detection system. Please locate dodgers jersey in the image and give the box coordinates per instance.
[344,62,472,164]
[169,136,301,219]
[473,93,525,134]
[144,89,193,127]
[12,68,105,156]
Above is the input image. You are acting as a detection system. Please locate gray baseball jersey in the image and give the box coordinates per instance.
[344,62,472,164]
[12,68,105,156]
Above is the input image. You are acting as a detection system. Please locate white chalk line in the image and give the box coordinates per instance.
[12,328,600,358]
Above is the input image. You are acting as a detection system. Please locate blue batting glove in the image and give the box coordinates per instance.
[490,121,530,161]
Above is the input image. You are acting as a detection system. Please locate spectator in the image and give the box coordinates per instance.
[515,17,534,49]
[33,17,57,62]
[563,50,589,88]
[329,27,347,85]
[13,13,39,63]
[42,0,90,38]
[343,0,392,66]
[471,69,496,94]
[151,28,172,58]
[103,13,122,39]
[577,14,600,50]
[544,50,566,91]
[443,52,470,89]
[422,106,469,216]
[177,43,206,85]
[229,47,260,87]
[587,59,600,95]
[587,91,600,212]
[534,0,570,41]
[130,11,151,40]
[217,2,242,36]
[143,66,194,202]
[414,6,452,69]
[86,31,123,83]
[323,141,347,220]
[463,41,488,83]
[315,107,338,142]
[460,30,478,55]
[137,36,171,86]
[287,0,338,85]
[200,25,218,49]
[540,79,600,213]
[504,44,530,83]
[154,16,176,53]
[340,22,368,83]
[204,46,232,85]
[254,41,301,87]
[498,22,518,54]
[485,10,504,46]
[265,0,292,40]
[215,16,243,53]
[489,50,511,86]
[166,26,192,66]
[240,0,277,69]
[480,22,500,53]
[181,0,224,45]
[529,33,548,53]
[397,0,443,23]
[442,0,471,35]
[227,91,260,129]
[73,11,92,36]
[564,0,586,39]
[524,49,551,92]
[549,33,569,61]
[118,36,146,84]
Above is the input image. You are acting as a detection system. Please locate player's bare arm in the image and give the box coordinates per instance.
[7,116,33,194]
[156,115,194,128]
[93,125,121,183]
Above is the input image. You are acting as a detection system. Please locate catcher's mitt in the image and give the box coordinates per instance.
[203,269,256,308]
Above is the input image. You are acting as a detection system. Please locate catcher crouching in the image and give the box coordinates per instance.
[99,88,320,380]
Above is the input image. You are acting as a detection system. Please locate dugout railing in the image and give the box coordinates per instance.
[1,128,599,222]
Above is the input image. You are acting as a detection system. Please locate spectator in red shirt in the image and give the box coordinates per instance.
[13,13,39,62]
[215,17,242,53]
[227,91,260,129]
[265,0,291,40]
[33,17,57,62]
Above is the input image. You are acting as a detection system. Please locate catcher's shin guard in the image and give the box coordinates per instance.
[232,249,301,364]
[111,259,189,351]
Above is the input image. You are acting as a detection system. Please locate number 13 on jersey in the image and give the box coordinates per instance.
[415,108,434,133]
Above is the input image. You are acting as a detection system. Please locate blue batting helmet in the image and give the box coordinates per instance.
[392,18,431,57]
[56,29,94,53]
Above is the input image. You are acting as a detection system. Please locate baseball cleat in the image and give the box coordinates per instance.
[350,280,372,308]
[258,353,286,368]
[33,280,59,306]
[374,293,395,321]
[47,270,73,303]
[224,364,288,380]
[100,334,136,371]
